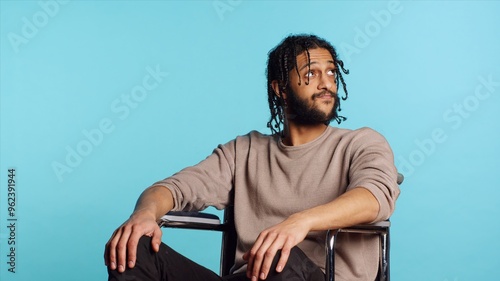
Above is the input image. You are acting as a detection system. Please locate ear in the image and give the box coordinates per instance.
[271,80,287,99]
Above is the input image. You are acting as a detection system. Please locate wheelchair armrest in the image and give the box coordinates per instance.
[337,220,390,234]
[326,220,391,281]
[327,220,391,247]
[159,211,228,231]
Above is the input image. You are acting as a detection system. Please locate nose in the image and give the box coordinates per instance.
[317,73,333,91]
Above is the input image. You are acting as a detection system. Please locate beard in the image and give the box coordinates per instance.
[285,87,339,125]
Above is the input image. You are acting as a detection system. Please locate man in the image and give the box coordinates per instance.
[105,34,400,281]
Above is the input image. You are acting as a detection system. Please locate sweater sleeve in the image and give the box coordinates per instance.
[151,139,236,212]
[346,127,400,222]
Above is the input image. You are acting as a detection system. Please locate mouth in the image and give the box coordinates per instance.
[317,94,332,99]
[313,92,334,100]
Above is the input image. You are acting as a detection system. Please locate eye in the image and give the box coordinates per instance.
[327,69,337,76]
[305,70,315,78]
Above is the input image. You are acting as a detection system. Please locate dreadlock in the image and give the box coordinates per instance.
[266,34,349,136]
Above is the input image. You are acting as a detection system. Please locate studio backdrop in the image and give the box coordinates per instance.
[1,1,499,280]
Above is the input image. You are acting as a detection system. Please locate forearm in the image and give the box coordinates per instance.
[293,187,380,232]
[133,185,174,220]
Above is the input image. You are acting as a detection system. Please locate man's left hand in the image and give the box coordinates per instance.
[242,215,310,280]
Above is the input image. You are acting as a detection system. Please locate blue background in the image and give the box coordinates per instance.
[1,1,499,280]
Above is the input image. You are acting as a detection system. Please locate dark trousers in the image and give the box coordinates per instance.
[108,236,325,281]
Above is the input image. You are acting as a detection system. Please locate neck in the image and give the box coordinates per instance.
[282,122,328,146]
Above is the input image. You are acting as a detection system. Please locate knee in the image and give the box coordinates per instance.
[271,247,323,281]
[108,236,164,281]
[136,236,163,256]
[136,236,175,259]
[137,236,152,249]
[137,236,152,247]
[283,246,308,266]
[266,247,304,278]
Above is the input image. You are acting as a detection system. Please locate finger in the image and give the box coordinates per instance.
[105,229,120,266]
[257,235,287,279]
[245,250,255,279]
[116,226,133,273]
[104,240,111,266]
[104,235,111,266]
[250,232,279,280]
[126,228,143,269]
[242,251,249,261]
[106,229,122,270]
[275,239,294,273]
[246,234,266,279]
[151,226,163,252]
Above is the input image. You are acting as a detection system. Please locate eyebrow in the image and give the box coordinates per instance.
[298,60,336,72]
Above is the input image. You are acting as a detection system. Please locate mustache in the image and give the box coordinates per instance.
[312,90,337,100]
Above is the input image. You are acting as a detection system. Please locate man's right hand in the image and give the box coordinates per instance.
[104,209,163,273]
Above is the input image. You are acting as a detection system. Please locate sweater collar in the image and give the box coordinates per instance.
[277,126,334,152]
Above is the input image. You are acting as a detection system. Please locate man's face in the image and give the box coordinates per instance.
[285,48,338,125]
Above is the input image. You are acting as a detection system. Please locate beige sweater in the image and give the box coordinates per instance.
[154,126,400,280]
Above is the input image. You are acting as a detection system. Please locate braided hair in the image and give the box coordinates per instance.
[266,34,349,136]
